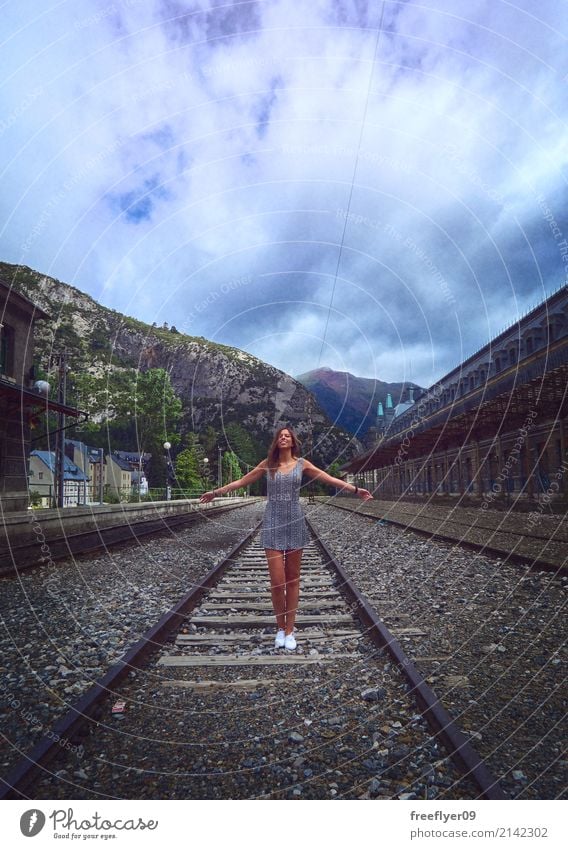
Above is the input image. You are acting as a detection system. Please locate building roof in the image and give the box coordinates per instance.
[109,453,133,471]
[342,285,568,473]
[0,276,50,321]
[65,439,102,462]
[113,450,152,463]
[31,450,88,481]
[0,379,86,418]
[438,283,567,385]
[393,400,414,417]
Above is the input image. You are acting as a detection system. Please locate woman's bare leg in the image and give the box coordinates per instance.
[265,549,286,630]
[284,548,302,635]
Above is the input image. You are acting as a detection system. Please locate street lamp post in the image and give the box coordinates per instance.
[163,441,172,501]
[98,447,104,505]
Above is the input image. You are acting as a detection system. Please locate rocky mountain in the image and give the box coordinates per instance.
[296,367,423,437]
[2,262,361,466]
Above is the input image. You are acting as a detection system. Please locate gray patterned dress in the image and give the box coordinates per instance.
[261,457,310,550]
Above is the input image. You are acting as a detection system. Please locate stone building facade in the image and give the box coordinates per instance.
[343,286,568,507]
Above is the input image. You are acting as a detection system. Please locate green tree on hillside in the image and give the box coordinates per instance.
[224,422,260,468]
[222,450,244,495]
[199,425,218,458]
[133,369,183,486]
[175,448,204,494]
[69,369,134,426]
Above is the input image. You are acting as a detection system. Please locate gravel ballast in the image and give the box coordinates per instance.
[0,503,264,779]
[29,539,480,801]
[306,501,567,800]
[2,499,564,800]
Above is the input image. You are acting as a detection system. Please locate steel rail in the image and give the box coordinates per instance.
[0,519,263,800]
[322,500,566,574]
[0,501,256,575]
[306,515,507,800]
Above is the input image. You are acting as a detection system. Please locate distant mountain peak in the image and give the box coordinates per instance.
[296,366,423,437]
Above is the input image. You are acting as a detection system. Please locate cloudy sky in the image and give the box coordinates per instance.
[1,0,567,387]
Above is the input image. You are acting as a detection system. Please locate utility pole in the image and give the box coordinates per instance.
[55,351,67,508]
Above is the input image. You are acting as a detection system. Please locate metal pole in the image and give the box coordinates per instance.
[99,448,104,504]
[56,352,67,508]
[306,393,314,499]
[165,447,172,501]
[218,445,222,490]
[83,443,88,505]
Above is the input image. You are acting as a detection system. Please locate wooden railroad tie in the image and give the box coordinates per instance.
[175,629,362,645]
[198,600,344,612]
[158,653,359,667]
[161,678,307,691]
[188,614,355,626]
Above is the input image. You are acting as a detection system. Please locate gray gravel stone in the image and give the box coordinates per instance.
[288,732,304,744]
[361,687,386,701]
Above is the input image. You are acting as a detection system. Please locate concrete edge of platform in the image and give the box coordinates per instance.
[314,497,566,572]
[2,497,262,546]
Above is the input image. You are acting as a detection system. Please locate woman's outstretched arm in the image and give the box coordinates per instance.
[199,460,267,502]
[302,459,374,500]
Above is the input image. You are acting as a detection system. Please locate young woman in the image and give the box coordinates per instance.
[200,426,373,649]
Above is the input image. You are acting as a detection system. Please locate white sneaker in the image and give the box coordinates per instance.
[274,629,285,648]
[284,632,297,651]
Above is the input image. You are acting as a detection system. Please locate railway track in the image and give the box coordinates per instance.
[324,498,567,574]
[1,517,505,801]
[0,500,253,576]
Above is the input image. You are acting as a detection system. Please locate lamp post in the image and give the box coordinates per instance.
[55,352,69,508]
[163,441,172,501]
[98,448,104,505]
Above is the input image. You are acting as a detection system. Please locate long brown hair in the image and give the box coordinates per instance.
[267,426,302,478]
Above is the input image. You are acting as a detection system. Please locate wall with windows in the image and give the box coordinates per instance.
[350,418,566,504]
[345,287,568,506]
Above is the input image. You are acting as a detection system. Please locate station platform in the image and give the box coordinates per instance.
[0,497,258,550]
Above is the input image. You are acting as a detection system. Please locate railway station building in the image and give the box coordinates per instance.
[342,285,568,508]
[0,276,82,513]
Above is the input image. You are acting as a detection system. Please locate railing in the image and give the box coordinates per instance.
[143,488,247,502]
[27,485,251,508]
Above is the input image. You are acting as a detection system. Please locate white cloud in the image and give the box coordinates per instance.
[1,0,566,387]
